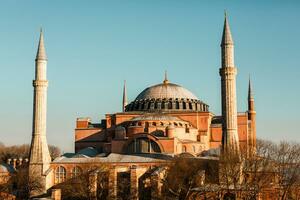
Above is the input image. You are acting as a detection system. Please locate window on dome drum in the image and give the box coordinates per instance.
[127,137,161,154]
[176,102,179,109]
[71,166,82,178]
[55,166,66,184]
[182,146,187,152]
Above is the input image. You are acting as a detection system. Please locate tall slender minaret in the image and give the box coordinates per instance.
[29,29,51,195]
[122,80,128,112]
[248,77,256,155]
[219,13,240,155]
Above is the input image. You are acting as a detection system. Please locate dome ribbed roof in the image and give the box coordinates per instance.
[135,83,198,100]
[125,77,209,112]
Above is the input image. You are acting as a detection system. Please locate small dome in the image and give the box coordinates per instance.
[136,83,198,100]
[0,163,15,173]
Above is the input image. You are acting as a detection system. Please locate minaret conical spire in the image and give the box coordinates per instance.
[248,75,255,113]
[248,76,254,100]
[247,76,256,156]
[122,80,128,112]
[221,12,234,46]
[36,28,47,61]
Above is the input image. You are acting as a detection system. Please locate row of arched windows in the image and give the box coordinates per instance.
[55,166,82,184]
[126,99,208,112]
[130,121,191,128]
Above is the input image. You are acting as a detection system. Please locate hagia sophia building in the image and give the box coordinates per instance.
[27,14,256,199]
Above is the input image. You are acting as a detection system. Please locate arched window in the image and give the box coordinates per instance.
[71,166,82,178]
[168,102,172,109]
[127,137,161,154]
[193,145,196,153]
[55,166,66,184]
[182,146,187,153]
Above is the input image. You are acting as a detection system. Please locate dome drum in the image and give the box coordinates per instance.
[125,98,208,112]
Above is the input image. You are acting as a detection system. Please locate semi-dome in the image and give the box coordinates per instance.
[135,83,198,101]
[125,76,209,112]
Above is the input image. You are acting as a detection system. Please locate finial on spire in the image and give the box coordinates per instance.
[122,80,128,112]
[36,28,47,60]
[221,11,234,46]
[163,70,169,84]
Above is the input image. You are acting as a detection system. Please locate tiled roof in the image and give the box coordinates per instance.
[53,152,173,164]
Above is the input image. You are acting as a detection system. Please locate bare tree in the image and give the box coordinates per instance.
[57,163,108,200]
[272,141,300,200]
[48,145,61,160]
[161,156,217,200]
[163,140,300,200]
[0,144,61,162]
[1,166,44,200]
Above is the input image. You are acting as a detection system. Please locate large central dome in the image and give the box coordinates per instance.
[125,76,209,112]
[135,83,198,100]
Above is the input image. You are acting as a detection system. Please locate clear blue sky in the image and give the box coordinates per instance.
[0,1,299,152]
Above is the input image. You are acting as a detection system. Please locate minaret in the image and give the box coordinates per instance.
[29,29,51,195]
[219,13,240,155]
[248,77,256,155]
[122,80,128,112]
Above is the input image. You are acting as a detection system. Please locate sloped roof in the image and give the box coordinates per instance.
[53,152,173,164]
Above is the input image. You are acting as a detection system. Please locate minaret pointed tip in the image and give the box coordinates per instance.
[221,11,234,46]
[122,80,128,112]
[248,75,254,99]
[36,28,47,60]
